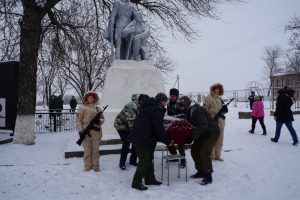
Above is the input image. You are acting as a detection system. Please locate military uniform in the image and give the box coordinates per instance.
[114,100,140,168]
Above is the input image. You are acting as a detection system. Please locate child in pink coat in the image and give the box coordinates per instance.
[249,96,267,135]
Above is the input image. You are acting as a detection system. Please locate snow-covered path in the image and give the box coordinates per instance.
[1,105,299,200]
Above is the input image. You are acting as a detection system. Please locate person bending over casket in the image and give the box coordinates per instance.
[177,96,220,185]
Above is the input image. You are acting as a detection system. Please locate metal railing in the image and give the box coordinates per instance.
[35,109,76,133]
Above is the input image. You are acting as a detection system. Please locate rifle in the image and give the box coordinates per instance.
[76,105,108,146]
[213,97,234,121]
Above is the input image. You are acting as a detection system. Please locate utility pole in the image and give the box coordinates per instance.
[177,74,179,92]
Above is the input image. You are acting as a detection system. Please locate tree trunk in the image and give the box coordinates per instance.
[13,3,43,144]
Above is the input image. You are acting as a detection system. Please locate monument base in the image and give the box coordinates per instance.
[100,60,165,135]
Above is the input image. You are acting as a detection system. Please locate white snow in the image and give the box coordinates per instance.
[1,103,300,200]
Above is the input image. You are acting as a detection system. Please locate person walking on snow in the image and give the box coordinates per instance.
[271,89,298,145]
[249,96,267,135]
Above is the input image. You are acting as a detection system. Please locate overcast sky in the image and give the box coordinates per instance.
[162,0,300,94]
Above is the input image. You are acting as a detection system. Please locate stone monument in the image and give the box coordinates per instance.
[101,0,165,135]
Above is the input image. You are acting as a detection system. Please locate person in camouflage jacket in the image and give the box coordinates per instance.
[114,93,148,170]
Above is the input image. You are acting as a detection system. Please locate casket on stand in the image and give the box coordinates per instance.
[164,116,194,145]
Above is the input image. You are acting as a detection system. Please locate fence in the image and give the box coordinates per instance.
[185,87,300,110]
[35,109,76,133]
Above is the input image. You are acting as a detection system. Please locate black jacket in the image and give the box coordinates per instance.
[274,94,294,122]
[70,98,77,109]
[167,100,181,116]
[129,98,171,151]
[186,103,220,140]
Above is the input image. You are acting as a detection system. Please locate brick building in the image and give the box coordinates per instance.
[271,72,300,100]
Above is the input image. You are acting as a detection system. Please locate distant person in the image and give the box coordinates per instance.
[271,89,298,145]
[128,93,173,191]
[248,91,255,110]
[76,91,105,172]
[177,96,220,185]
[70,96,77,112]
[166,88,186,168]
[249,96,267,135]
[203,83,226,161]
[114,93,149,170]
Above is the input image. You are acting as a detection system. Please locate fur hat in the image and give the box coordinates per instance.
[169,88,179,96]
[178,96,191,110]
[210,83,224,95]
[83,91,99,104]
[155,93,168,102]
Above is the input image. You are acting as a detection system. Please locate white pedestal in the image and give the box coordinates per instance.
[100,60,165,135]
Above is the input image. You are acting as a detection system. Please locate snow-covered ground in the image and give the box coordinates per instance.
[1,103,300,200]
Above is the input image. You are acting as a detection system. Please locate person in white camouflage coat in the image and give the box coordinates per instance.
[114,93,149,170]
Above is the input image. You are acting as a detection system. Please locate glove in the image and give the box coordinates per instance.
[185,136,194,144]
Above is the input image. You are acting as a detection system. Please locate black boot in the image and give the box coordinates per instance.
[271,138,278,143]
[262,131,267,136]
[190,171,205,179]
[249,129,254,134]
[200,172,212,185]
[119,163,126,170]
[293,140,299,145]
[132,183,148,191]
[145,180,162,185]
[180,159,186,168]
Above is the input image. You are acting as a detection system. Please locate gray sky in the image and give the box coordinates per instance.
[162,0,300,93]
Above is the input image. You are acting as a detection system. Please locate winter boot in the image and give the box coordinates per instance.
[132,183,148,191]
[271,138,278,143]
[262,131,267,135]
[293,140,299,146]
[190,171,205,179]
[119,163,126,170]
[249,129,254,134]
[200,172,212,185]
[180,159,186,168]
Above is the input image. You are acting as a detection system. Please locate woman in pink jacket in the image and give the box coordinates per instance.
[249,96,267,135]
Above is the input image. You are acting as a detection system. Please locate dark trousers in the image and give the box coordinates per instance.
[167,144,185,156]
[117,130,137,165]
[191,134,218,174]
[274,121,298,142]
[132,145,156,187]
[251,117,266,132]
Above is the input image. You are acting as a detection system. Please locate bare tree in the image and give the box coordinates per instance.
[285,17,300,51]
[284,17,300,80]
[262,46,283,96]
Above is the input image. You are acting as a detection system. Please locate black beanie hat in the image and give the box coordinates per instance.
[169,88,179,96]
[155,93,168,102]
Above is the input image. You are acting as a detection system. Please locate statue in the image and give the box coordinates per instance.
[121,11,150,60]
[105,0,136,60]
[105,0,150,60]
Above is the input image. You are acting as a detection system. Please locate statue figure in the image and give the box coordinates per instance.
[105,0,136,60]
[121,12,150,60]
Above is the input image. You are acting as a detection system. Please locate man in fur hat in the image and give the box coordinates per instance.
[204,83,226,161]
